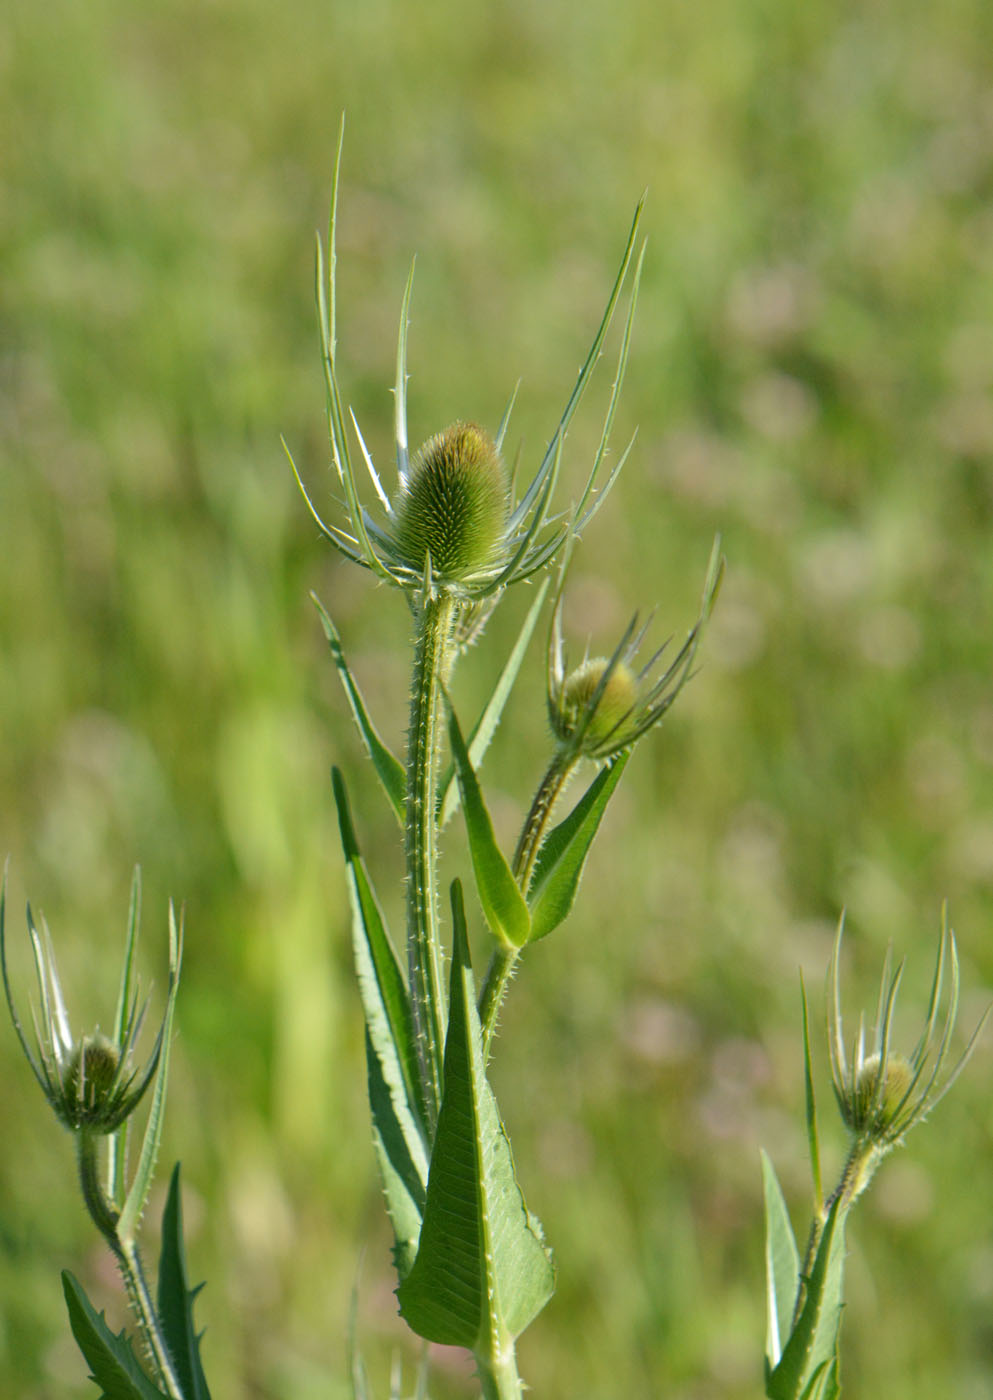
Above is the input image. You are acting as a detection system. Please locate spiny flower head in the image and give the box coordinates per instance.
[546,538,723,763]
[287,118,648,609]
[827,909,988,1151]
[391,422,509,583]
[1,867,180,1137]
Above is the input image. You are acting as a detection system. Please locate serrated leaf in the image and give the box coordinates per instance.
[316,596,406,827]
[438,581,549,829]
[761,1150,800,1369]
[397,882,555,1352]
[62,1272,170,1400]
[157,1164,211,1400]
[767,1194,848,1400]
[526,752,629,942]
[447,702,530,948]
[333,768,428,1274]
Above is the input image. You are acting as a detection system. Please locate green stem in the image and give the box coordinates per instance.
[406,589,459,1133]
[479,752,573,1052]
[476,1342,524,1400]
[77,1133,185,1400]
[792,1138,879,1328]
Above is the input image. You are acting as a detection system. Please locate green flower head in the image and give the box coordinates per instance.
[827,909,988,1152]
[547,539,724,762]
[1,868,179,1137]
[287,119,650,610]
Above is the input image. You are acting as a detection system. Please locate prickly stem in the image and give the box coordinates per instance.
[406,590,459,1133]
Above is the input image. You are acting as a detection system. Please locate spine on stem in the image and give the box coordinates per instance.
[406,589,459,1132]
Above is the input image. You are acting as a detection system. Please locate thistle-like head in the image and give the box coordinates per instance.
[546,538,724,763]
[827,910,988,1153]
[287,119,649,613]
[1,867,180,1138]
[390,422,509,583]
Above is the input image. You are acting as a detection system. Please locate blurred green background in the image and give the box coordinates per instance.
[3,0,993,1395]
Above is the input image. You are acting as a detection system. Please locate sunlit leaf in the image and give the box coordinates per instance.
[526,752,629,941]
[333,768,428,1276]
[761,1150,800,1370]
[397,882,554,1349]
[447,702,530,948]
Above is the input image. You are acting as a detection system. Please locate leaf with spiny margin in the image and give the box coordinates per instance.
[157,1164,212,1400]
[438,580,549,829]
[766,1194,848,1400]
[316,596,406,827]
[526,752,629,942]
[332,768,428,1276]
[62,1272,169,1400]
[761,1150,800,1370]
[397,883,555,1350]
[447,702,530,948]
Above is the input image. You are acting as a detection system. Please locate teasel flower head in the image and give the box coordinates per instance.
[547,537,724,763]
[827,909,988,1153]
[286,118,649,612]
[1,867,180,1137]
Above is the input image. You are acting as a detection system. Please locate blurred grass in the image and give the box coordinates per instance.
[3,0,993,1395]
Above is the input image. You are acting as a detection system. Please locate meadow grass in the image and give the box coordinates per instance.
[2,0,993,1395]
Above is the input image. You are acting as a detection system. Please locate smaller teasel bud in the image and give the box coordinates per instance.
[552,656,639,751]
[845,1052,914,1136]
[391,422,509,584]
[827,910,988,1153]
[63,1033,124,1131]
[1,867,180,1140]
[546,539,723,764]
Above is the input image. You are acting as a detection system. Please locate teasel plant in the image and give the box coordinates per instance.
[286,118,723,1398]
[4,114,988,1400]
[760,911,989,1400]
[1,865,210,1400]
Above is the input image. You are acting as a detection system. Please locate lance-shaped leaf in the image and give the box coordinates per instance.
[315,595,406,827]
[526,751,630,942]
[447,702,531,949]
[397,883,555,1351]
[62,1272,170,1400]
[761,1150,800,1370]
[157,1164,212,1400]
[767,1194,848,1400]
[117,903,183,1248]
[332,768,428,1274]
[438,580,549,830]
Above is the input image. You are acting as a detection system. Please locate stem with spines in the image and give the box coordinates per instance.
[406,588,460,1133]
[76,1131,185,1400]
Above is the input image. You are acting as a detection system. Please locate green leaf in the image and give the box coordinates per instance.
[526,752,629,942]
[767,1195,848,1400]
[397,882,555,1351]
[118,904,183,1248]
[447,702,531,949]
[62,1272,169,1400]
[799,1360,840,1400]
[315,595,406,827]
[761,1151,800,1370]
[157,1164,211,1400]
[438,580,549,829]
[333,768,428,1275]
